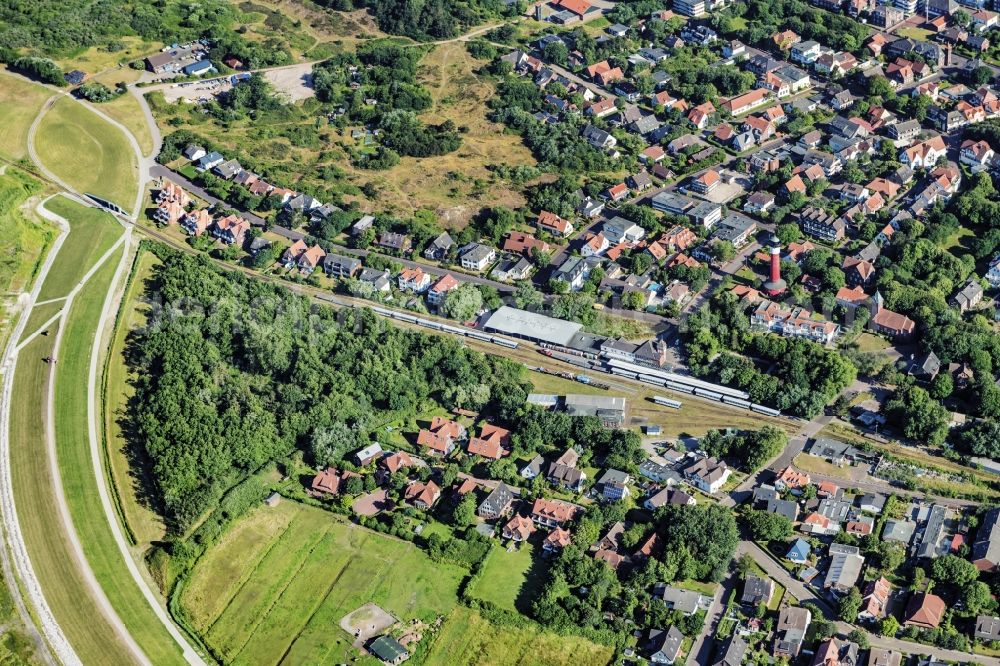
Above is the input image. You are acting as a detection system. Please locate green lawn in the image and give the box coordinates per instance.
[0,73,51,161]
[896,26,932,41]
[851,333,890,353]
[104,249,166,546]
[34,96,139,211]
[51,244,187,665]
[36,197,123,301]
[181,501,466,665]
[425,606,613,666]
[469,541,545,612]
[0,169,54,295]
[10,285,138,666]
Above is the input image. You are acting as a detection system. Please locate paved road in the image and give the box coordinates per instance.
[686,573,732,665]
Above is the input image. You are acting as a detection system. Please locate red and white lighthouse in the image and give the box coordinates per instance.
[762,233,787,297]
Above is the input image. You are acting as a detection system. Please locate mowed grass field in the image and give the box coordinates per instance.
[37,197,123,301]
[0,72,51,160]
[87,69,154,157]
[10,297,139,666]
[34,96,138,211]
[104,250,166,545]
[425,606,613,666]
[52,242,187,665]
[181,501,466,665]
[468,542,544,613]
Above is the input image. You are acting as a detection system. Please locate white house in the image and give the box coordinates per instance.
[603,216,646,244]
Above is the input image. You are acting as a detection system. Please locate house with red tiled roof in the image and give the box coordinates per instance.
[784,174,807,196]
[581,232,609,257]
[380,451,413,477]
[155,200,186,226]
[405,480,441,510]
[586,96,617,118]
[417,416,467,456]
[211,214,250,246]
[904,593,945,629]
[503,515,536,542]
[398,266,431,293]
[531,498,582,527]
[606,182,629,201]
[555,0,591,18]
[594,67,625,87]
[843,256,875,287]
[801,511,836,535]
[543,527,573,552]
[641,145,666,164]
[427,273,460,306]
[468,424,511,460]
[585,61,611,79]
[537,210,574,237]
[180,209,212,236]
[504,231,552,256]
[775,466,810,491]
[961,139,995,167]
[773,30,801,49]
[688,101,715,129]
[311,467,344,495]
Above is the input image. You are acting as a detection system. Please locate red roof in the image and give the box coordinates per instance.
[557,0,591,17]
[532,497,581,524]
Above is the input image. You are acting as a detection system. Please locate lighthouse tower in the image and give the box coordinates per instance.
[762,233,787,297]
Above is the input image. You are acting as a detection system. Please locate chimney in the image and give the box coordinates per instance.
[536,3,543,20]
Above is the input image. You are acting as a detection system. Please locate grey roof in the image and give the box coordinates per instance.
[825,544,864,589]
[656,585,705,614]
[648,625,683,663]
[369,635,408,662]
[521,454,545,476]
[973,506,1000,567]
[809,438,862,460]
[976,615,1000,641]
[461,243,495,264]
[598,469,630,486]
[478,483,513,516]
[857,493,886,512]
[766,498,799,521]
[741,575,774,605]
[713,635,748,666]
[882,519,916,543]
[564,394,626,414]
[645,487,691,509]
[916,504,948,558]
[483,306,583,346]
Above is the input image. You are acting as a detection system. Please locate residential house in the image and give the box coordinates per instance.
[774,606,812,658]
[598,469,631,500]
[355,443,383,466]
[427,274,460,306]
[975,615,1000,643]
[961,139,995,167]
[537,210,574,237]
[459,243,496,272]
[398,267,431,293]
[657,585,708,615]
[155,200,185,226]
[742,575,775,606]
[417,416,466,456]
[682,457,731,493]
[423,232,454,260]
[858,577,891,622]
[787,538,812,564]
[904,593,946,629]
[647,626,684,665]
[404,480,440,509]
[531,498,582,527]
[972,506,1000,571]
[544,527,573,552]
[899,135,947,168]
[502,515,536,542]
[775,466,810,491]
[478,482,514,520]
[645,487,694,510]
[799,206,846,242]
[468,424,511,460]
[210,214,250,246]
[603,217,646,244]
[723,88,771,115]
[378,232,411,253]
[953,280,985,313]
[824,544,864,594]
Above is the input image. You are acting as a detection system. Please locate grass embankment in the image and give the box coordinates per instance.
[104,250,165,546]
[0,73,51,161]
[10,304,138,665]
[37,197,123,301]
[0,168,56,346]
[425,606,613,666]
[52,243,187,665]
[181,501,465,664]
[34,97,138,211]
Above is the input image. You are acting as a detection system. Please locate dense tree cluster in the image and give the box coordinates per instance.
[128,248,525,530]
[700,426,788,472]
[7,56,65,86]
[317,0,518,41]
[713,0,869,53]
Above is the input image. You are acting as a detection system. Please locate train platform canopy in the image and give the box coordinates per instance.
[484,306,583,346]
